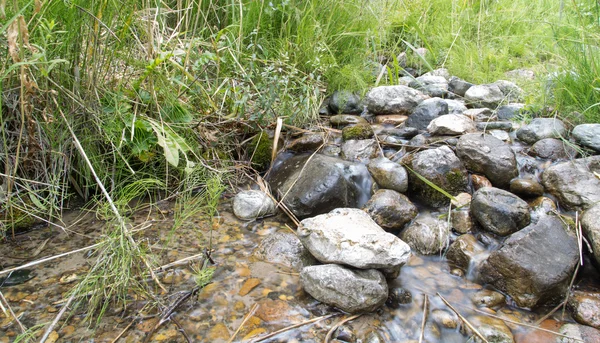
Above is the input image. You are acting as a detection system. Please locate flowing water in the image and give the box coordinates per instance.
[1,195,597,343]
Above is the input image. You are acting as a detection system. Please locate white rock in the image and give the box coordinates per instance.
[233,190,277,220]
[427,114,476,135]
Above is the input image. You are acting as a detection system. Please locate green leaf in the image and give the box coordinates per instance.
[404,165,458,202]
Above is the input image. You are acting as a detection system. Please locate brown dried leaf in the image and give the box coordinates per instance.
[0,0,5,20]
[7,17,20,62]
[18,15,30,48]
[34,0,42,14]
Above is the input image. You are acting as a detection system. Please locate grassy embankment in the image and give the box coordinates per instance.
[1,0,599,336]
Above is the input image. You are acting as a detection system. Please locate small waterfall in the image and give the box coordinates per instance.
[337,162,374,208]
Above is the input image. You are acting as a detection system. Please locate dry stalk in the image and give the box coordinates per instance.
[419,294,429,343]
[437,293,489,343]
[323,313,361,343]
[250,313,337,343]
[228,303,259,343]
[0,291,26,334]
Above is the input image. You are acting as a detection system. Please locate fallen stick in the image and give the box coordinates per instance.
[228,303,259,343]
[437,293,489,343]
[250,313,337,343]
[0,291,26,333]
[419,294,429,343]
[323,313,360,343]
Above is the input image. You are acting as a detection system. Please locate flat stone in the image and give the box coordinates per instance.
[541,156,600,211]
[233,190,277,221]
[572,123,600,152]
[427,114,476,135]
[516,118,567,144]
[471,187,531,236]
[365,85,428,115]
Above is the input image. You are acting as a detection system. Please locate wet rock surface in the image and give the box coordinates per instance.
[400,215,450,255]
[471,187,531,236]
[568,291,600,329]
[479,215,579,308]
[457,133,518,188]
[254,231,316,271]
[581,204,600,266]
[363,189,417,231]
[516,118,567,144]
[269,154,373,218]
[572,123,600,152]
[300,264,388,313]
[233,190,277,220]
[367,157,409,193]
[541,156,600,211]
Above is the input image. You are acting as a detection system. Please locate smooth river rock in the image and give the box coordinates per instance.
[471,187,530,236]
[464,84,504,108]
[400,215,450,255]
[362,189,417,231]
[300,264,388,313]
[405,97,449,131]
[581,204,600,267]
[427,114,476,136]
[516,118,567,144]
[367,157,409,193]
[269,154,373,219]
[233,190,277,220]
[479,215,579,308]
[572,123,600,152]
[406,145,469,207]
[365,85,427,115]
[528,138,578,160]
[541,156,600,211]
[297,208,412,270]
[254,231,316,271]
[456,133,518,188]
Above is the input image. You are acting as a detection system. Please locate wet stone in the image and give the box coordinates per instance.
[528,137,578,160]
[254,231,316,271]
[400,215,450,255]
[542,155,600,211]
[446,234,487,272]
[451,209,475,234]
[568,290,600,329]
[362,189,417,231]
[373,114,408,125]
[471,187,531,236]
[509,178,545,198]
[342,124,374,141]
[367,157,409,193]
[471,174,493,190]
[471,289,506,308]
[516,118,567,144]
[329,115,368,128]
[466,315,514,343]
[431,309,459,329]
[341,139,381,162]
[233,190,277,221]
[286,133,325,153]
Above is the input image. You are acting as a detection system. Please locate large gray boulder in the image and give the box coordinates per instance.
[269,154,373,219]
[297,208,412,270]
[341,139,381,162]
[300,264,388,313]
[448,76,473,97]
[365,85,427,115]
[456,133,518,188]
[471,187,531,236]
[496,103,525,121]
[367,157,408,193]
[399,215,450,255]
[405,97,449,131]
[572,123,600,152]
[254,231,316,271]
[528,138,578,160]
[362,189,417,231]
[516,118,567,144]
[541,156,600,211]
[581,204,600,267]
[405,145,469,207]
[464,84,504,108]
[233,190,277,220]
[479,215,579,308]
[329,90,363,114]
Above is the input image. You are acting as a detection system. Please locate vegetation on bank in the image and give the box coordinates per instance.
[1,0,599,332]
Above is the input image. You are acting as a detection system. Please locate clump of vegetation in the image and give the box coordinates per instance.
[342,124,374,141]
[249,133,274,171]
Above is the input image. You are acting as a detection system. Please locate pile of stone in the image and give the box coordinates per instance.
[233,67,600,325]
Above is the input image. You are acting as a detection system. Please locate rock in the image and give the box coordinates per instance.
[254,232,316,271]
[297,208,411,269]
[378,127,419,139]
[568,291,600,329]
[448,76,473,97]
[489,129,511,142]
[471,187,530,236]
[399,215,450,255]
[452,192,472,208]
[330,114,368,128]
[427,114,476,135]
[464,84,505,108]
[300,264,388,313]
[406,146,469,207]
[386,287,413,308]
[581,204,600,266]
[365,85,427,115]
[363,189,417,231]
[451,209,475,234]
[572,124,600,152]
[233,190,277,220]
[446,234,487,272]
[367,157,409,193]
[286,133,324,152]
[422,68,451,80]
[496,103,525,120]
[479,215,579,308]
[341,139,381,162]
[405,98,449,131]
[409,75,448,97]
[516,118,567,144]
[444,99,468,114]
[464,108,495,122]
[466,315,514,343]
[373,114,408,125]
[269,154,373,218]
[321,144,341,157]
[476,121,513,131]
[557,322,600,343]
[457,133,518,188]
[330,90,363,114]
[541,156,600,211]
[529,138,578,160]
[509,178,545,197]
[342,124,374,141]
[432,309,459,329]
[472,289,506,308]
[471,174,493,190]
[493,80,524,102]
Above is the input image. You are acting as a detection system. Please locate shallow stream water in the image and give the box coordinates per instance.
[1,195,598,342]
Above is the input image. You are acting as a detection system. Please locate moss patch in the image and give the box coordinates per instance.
[250,133,273,171]
[342,124,374,141]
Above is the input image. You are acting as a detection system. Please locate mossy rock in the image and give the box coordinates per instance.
[342,124,374,141]
[250,133,273,171]
[1,206,43,236]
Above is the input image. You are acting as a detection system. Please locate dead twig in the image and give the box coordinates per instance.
[250,313,337,343]
[228,303,259,343]
[419,294,428,343]
[110,319,136,343]
[0,291,26,334]
[323,313,361,343]
[437,293,489,343]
